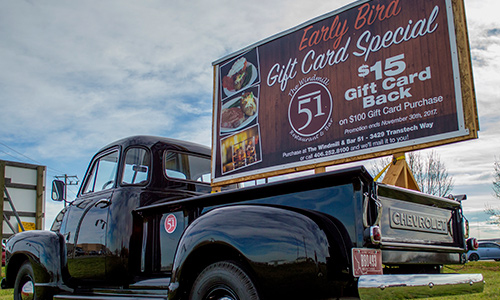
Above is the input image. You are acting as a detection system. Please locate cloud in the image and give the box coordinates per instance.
[2,0,500,234]
[1,1,220,160]
[1,0,361,164]
[464,209,500,240]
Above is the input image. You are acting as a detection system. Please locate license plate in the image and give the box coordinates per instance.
[352,248,383,277]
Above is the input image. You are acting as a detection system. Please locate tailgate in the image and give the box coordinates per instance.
[376,184,466,265]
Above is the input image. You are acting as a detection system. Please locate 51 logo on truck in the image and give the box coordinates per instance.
[165,214,177,234]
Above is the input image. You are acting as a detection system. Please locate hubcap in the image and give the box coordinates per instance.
[21,281,34,300]
[206,286,237,300]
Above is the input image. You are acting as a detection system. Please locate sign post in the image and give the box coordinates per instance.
[211,0,477,188]
[380,153,420,191]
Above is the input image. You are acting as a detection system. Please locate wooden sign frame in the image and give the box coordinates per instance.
[1,160,46,242]
[211,0,478,188]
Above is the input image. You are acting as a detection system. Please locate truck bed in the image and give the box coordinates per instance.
[140,166,469,267]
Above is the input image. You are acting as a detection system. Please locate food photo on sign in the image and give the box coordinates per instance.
[220,85,259,134]
[220,124,262,174]
[220,48,260,100]
[218,48,264,175]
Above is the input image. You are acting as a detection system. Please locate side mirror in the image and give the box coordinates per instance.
[51,180,66,201]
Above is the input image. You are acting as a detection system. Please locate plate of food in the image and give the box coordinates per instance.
[222,57,258,97]
[220,91,258,133]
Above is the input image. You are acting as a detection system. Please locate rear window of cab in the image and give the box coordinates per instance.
[164,151,211,183]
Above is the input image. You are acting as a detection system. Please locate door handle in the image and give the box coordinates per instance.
[95,198,111,208]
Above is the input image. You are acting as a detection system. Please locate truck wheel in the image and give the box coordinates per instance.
[190,261,259,300]
[14,261,36,300]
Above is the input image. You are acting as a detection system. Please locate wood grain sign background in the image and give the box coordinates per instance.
[212,0,478,186]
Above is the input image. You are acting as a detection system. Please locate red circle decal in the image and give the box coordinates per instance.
[165,214,177,234]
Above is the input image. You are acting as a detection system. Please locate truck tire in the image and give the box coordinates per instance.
[14,261,36,300]
[189,261,259,300]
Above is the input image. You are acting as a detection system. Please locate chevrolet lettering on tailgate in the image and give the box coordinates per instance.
[390,207,449,234]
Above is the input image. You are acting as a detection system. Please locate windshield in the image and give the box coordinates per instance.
[82,149,119,194]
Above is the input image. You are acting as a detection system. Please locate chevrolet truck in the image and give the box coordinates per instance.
[3,135,483,299]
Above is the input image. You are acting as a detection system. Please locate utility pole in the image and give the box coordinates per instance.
[55,174,79,207]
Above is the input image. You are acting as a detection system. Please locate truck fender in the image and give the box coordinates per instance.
[169,204,352,299]
[4,230,69,295]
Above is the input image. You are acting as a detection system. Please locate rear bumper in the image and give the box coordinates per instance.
[358,273,484,300]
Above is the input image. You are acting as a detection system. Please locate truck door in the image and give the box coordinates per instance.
[67,148,119,284]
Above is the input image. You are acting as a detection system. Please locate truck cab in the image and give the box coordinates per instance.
[4,136,213,298]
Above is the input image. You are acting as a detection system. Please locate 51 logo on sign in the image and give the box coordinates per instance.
[288,81,333,141]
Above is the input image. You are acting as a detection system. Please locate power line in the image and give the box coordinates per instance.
[0,142,82,204]
[0,142,44,165]
[0,141,66,174]
[0,148,26,162]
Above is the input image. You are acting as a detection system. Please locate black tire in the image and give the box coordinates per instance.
[14,261,36,300]
[189,261,260,300]
[469,253,479,261]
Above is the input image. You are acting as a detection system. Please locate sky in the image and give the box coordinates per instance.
[1,0,499,239]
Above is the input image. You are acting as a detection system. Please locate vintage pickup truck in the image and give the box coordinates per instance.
[3,135,483,299]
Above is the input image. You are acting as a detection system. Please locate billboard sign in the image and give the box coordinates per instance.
[0,160,46,239]
[212,0,477,185]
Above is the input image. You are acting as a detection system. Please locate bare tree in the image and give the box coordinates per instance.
[485,159,500,225]
[485,206,500,226]
[493,159,500,200]
[371,150,454,197]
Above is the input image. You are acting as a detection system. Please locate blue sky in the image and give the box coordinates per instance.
[1,0,500,239]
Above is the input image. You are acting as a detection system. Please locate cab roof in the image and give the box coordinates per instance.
[97,135,211,157]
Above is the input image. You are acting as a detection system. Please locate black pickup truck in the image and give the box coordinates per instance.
[3,136,483,300]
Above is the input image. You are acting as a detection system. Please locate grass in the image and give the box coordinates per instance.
[0,289,10,300]
[0,262,497,299]
[0,267,9,300]
[432,261,500,300]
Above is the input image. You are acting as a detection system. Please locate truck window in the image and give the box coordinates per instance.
[82,150,119,194]
[164,151,211,183]
[50,207,66,232]
[122,147,150,185]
